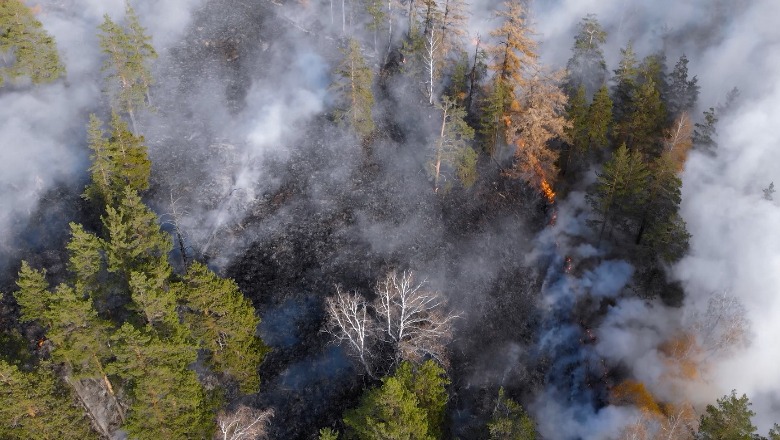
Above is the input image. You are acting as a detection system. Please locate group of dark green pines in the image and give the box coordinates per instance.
[0,0,775,439]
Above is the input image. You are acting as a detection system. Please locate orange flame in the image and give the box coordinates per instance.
[541,179,555,204]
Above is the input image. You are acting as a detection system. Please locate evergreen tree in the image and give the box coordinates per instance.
[175,262,267,394]
[98,4,157,132]
[14,261,49,325]
[319,427,340,440]
[563,84,589,172]
[667,54,699,118]
[395,360,450,439]
[693,107,718,155]
[333,38,375,139]
[108,323,211,439]
[430,96,476,192]
[619,79,666,157]
[83,113,151,207]
[611,42,639,125]
[481,0,537,155]
[698,391,757,440]
[487,388,536,440]
[344,375,434,440]
[587,85,612,151]
[0,360,97,440]
[565,14,607,98]
[102,187,171,278]
[635,154,689,262]
[66,222,104,298]
[0,0,65,86]
[587,143,649,241]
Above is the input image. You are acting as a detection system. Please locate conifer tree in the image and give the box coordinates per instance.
[14,261,49,324]
[506,71,570,195]
[620,79,666,156]
[0,0,65,86]
[667,54,699,118]
[395,360,449,439]
[481,0,537,154]
[488,388,536,440]
[565,14,607,97]
[175,262,267,393]
[587,85,612,151]
[698,391,757,440]
[611,42,639,127]
[588,143,649,241]
[84,113,151,207]
[693,107,718,155]
[563,84,589,172]
[0,360,97,440]
[98,4,157,132]
[333,38,375,139]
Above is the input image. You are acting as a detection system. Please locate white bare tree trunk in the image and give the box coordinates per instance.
[324,288,377,375]
[216,406,273,440]
[423,28,439,105]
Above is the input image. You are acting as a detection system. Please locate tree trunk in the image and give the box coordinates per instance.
[434,106,448,192]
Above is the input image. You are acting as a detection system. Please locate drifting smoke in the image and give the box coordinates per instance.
[2,0,779,437]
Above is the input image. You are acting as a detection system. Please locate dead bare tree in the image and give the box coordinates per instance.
[215,405,274,440]
[373,271,458,365]
[324,287,377,376]
[690,290,751,358]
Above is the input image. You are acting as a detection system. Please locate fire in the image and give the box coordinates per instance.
[541,179,555,204]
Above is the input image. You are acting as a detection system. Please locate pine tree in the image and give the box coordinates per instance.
[488,388,536,440]
[108,323,211,439]
[333,38,375,139]
[14,261,49,324]
[619,79,666,157]
[65,222,104,297]
[344,376,434,440]
[563,84,589,172]
[174,262,267,394]
[698,391,757,440]
[102,188,171,277]
[480,0,537,155]
[693,107,718,155]
[667,54,699,118]
[587,84,612,151]
[0,0,65,86]
[565,14,607,98]
[0,360,97,440]
[430,96,475,192]
[83,113,151,207]
[506,71,570,197]
[395,360,449,439]
[98,5,156,132]
[588,143,649,241]
[611,42,639,124]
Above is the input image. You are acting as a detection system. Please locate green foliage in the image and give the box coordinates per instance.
[636,154,690,262]
[668,54,699,117]
[319,427,340,440]
[98,4,157,129]
[108,322,211,439]
[564,84,589,169]
[487,388,536,440]
[102,187,171,276]
[611,42,638,123]
[344,360,448,440]
[83,113,151,207]
[0,361,97,439]
[14,261,49,324]
[479,77,511,155]
[698,391,757,440]
[395,360,450,439]
[66,222,104,294]
[587,85,612,150]
[333,38,375,139]
[0,0,64,86]
[587,143,649,240]
[693,107,718,155]
[621,79,666,156]
[175,262,267,393]
[565,14,607,96]
[431,97,476,191]
[344,376,434,440]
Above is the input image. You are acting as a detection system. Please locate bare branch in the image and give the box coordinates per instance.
[215,405,273,440]
[324,287,377,375]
